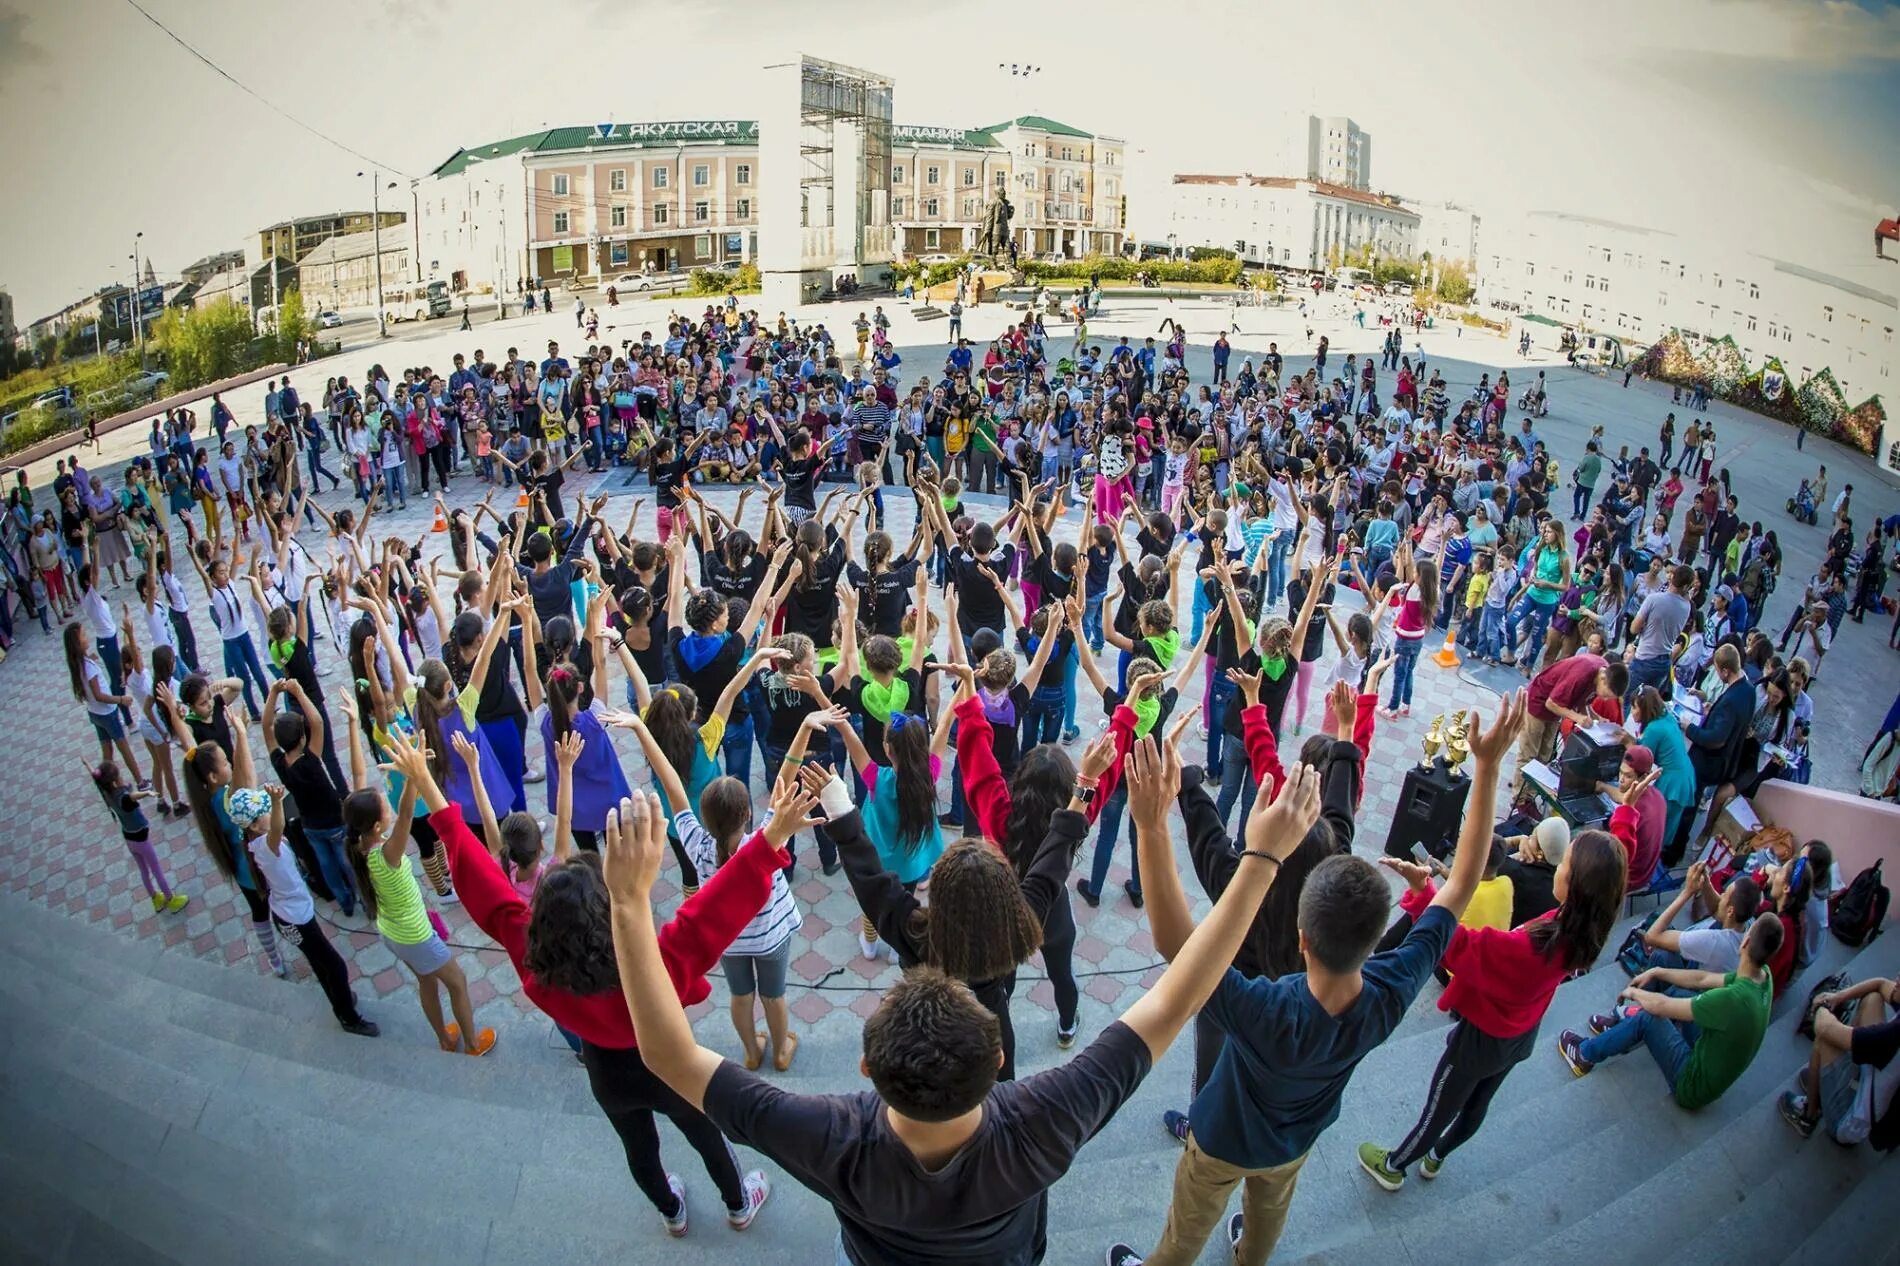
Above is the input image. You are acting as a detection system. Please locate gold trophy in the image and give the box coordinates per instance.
[1445,714,1472,776]
[1419,714,1446,770]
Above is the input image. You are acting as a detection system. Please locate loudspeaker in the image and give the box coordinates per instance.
[1383,762,1473,860]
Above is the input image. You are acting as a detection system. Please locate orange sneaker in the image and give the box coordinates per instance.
[465,1027,498,1057]
[438,1023,462,1052]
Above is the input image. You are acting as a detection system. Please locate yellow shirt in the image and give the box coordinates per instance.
[1461,874,1515,932]
[1464,572,1490,613]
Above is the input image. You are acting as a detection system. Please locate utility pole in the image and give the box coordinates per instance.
[130,231,145,352]
[362,169,388,339]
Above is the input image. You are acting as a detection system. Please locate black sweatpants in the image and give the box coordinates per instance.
[1039,885,1080,1031]
[580,1040,745,1216]
[1386,1016,1537,1171]
[271,913,363,1027]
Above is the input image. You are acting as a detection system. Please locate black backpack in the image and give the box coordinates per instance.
[1829,859,1890,948]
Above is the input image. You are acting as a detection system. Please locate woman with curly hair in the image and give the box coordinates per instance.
[429,725,787,1236]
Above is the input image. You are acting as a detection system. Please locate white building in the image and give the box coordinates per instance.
[1166,175,1419,271]
[1479,210,1896,404]
[1307,116,1372,192]
[296,231,414,312]
[1411,199,1482,269]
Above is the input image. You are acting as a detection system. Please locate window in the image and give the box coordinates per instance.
[924,228,940,249]
[653,167,669,189]
[736,198,751,218]
[891,197,905,217]
[1714,274,1723,289]
[473,189,480,207]
[963,167,976,187]
[553,210,570,233]
[610,205,627,228]
[1749,282,1760,299]
[693,200,709,224]
[1525,262,1535,276]
[551,173,571,197]
[1768,323,1778,338]
[1599,278,1609,294]
[735,163,751,185]
[692,164,709,187]
[653,204,670,225]
[963,197,977,217]
[1584,274,1594,290]
[995,171,1007,190]
[926,165,940,185]
[1746,315,1757,332]
[891,164,905,183]
[1824,305,1834,323]
[695,235,711,260]
[609,169,627,193]
[924,198,939,217]
[1061,173,1073,192]
[611,241,629,266]
[1563,269,1573,284]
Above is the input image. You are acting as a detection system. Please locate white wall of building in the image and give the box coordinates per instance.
[1166,177,1418,270]
[1412,200,1481,268]
[1479,211,1896,403]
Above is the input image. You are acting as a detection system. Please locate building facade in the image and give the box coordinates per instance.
[258,211,407,266]
[0,288,14,348]
[1411,199,1482,269]
[888,116,1125,259]
[1166,175,1419,271]
[415,114,1125,293]
[295,231,414,311]
[1307,116,1372,192]
[1479,211,1896,403]
[179,251,246,286]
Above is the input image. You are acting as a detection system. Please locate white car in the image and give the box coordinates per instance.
[316,309,343,329]
[602,271,688,295]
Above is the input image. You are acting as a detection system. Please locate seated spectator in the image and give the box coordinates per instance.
[1558,914,1783,1107]
[1498,817,1570,926]
[1780,975,1900,1148]
[1627,862,1760,975]
[1600,749,1665,891]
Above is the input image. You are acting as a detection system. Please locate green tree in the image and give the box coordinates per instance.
[270,286,313,364]
[1434,261,1474,305]
[151,298,258,388]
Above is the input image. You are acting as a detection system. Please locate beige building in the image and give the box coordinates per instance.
[889,116,1126,259]
[296,231,415,312]
[258,211,407,266]
[416,114,1124,293]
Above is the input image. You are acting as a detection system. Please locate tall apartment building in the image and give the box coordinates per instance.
[1307,116,1371,192]
[257,211,407,266]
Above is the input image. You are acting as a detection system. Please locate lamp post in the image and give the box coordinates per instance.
[359,170,397,338]
[130,231,145,352]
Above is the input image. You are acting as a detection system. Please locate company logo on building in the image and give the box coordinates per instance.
[603,121,759,141]
[893,125,970,144]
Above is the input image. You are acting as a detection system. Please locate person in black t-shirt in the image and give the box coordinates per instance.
[950,521,1016,652]
[782,511,856,649]
[264,679,356,915]
[846,515,929,638]
[596,751,1323,1266]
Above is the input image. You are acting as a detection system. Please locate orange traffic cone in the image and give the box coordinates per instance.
[515,487,530,509]
[430,505,448,533]
[1433,625,1462,669]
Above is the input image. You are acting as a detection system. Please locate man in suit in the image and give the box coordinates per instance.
[1684,643,1752,795]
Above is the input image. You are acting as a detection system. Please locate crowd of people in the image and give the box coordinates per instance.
[5,292,1898,1263]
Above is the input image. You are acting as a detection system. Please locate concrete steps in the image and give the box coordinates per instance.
[4,884,1894,1266]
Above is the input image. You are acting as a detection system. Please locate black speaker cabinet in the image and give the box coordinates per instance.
[1383,761,1473,860]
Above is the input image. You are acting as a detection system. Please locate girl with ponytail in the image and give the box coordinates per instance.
[537,596,629,852]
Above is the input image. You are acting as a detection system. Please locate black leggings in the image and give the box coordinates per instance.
[580,1041,744,1216]
[272,913,363,1027]
[1386,1017,1537,1171]
[1039,886,1080,1031]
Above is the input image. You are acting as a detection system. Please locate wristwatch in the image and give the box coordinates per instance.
[1073,777,1099,806]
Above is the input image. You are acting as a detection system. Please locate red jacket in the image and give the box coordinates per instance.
[1606,803,1660,894]
[1400,880,1570,1039]
[1242,694,1377,808]
[435,806,784,1049]
[953,692,1131,844]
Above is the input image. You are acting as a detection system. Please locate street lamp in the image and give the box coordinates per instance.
[358,170,398,338]
[130,230,145,353]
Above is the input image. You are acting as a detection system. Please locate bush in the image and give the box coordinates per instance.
[0,407,81,457]
[0,351,144,418]
[1022,254,1243,286]
[1187,246,1237,262]
[892,255,972,289]
[688,263,763,296]
[1372,259,1418,289]
[150,299,260,389]
[1435,262,1475,305]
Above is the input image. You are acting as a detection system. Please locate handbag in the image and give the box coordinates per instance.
[612,390,636,410]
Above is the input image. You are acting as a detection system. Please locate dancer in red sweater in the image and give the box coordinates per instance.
[1357,816,1629,1189]
[386,732,789,1238]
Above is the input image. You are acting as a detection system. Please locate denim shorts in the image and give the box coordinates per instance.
[384,930,452,976]
[722,933,793,999]
[88,709,126,744]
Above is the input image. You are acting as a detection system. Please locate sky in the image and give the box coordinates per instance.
[2,0,1896,322]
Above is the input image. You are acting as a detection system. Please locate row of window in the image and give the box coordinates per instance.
[549,164,752,198]
[550,197,754,235]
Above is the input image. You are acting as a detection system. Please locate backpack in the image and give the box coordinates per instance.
[1828,859,1890,948]
[1795,970,1860,1040]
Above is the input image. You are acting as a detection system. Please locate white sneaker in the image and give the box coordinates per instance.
[661,1173,688,1237]
[859,932,880,961]
[437,888,461,905]
[523,764,547,784]
[727,1170,770,1230]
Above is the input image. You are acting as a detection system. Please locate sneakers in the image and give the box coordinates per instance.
[1124,880,1144,910]
[1227,1211,1244,1253]
[1105,1247,1144,1266]
[1557,1029,1594,1078]
[151,894,166,912]
[464,1027,498,1057]
[1779,1091,1818,1139]
[1074,877,1101,909]
[1357,1142,1405,1192]
[1162,1109,1189,1143]
[341,1017,381,1038]
[1061,726,1081,744]
[1587,1009,1624,1036]
[858,932,881,961]
[1056,1022,1077,1051]
[1420,1153,1443,1181]
[439,1023,462,1052]
[726,1170,770,1230]
[821,859,843,877]
[523,765,546,784]
[661,1173,689,1237]
[437,887,461,905]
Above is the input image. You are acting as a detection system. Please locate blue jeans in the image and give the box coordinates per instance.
[721,709,755,789]
[761,740,837,871]
[304,823,358,916]
[1477,605,1508,659]
[1205,676,1237,779]
[1625,653,1671,705]
[1388,637,1423,709]
[1022,691,1064,750]
[1083,784,1135,897]
[1503,594,1554,663]
[1267,527,1296,610]
[221,633,271,715]
[1578,1008,1697,1092]
[307,443,341,490]
[1082,590,1106,652]
[381,464,407,508]
[1190,580,1213,647]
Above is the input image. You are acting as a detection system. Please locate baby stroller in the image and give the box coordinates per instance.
[1787,481,1818,525]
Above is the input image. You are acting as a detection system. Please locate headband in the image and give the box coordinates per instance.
[887,711,919,734]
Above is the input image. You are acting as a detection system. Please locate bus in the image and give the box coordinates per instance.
[382,280,452,323]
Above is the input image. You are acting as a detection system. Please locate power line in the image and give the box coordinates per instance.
[119,0,414,179]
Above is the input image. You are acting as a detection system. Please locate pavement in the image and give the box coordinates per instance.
[3,287,1896,1059]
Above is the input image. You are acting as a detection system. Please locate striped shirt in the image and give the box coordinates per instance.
[676,810,802,956]
[367,848,433,945]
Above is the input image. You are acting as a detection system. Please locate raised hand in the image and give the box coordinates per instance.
[449,731,481,770]
[761,769,825,848]
[377,725,434,784]
[601,792,666,902]
[555,729,585,770]
[1124,735,1179,824]
[1610,765,1662,807]
[1244,761,1321,861]
[1078,730,1119,782]
[1327,679,1359,736]
[1377,855,1433,891]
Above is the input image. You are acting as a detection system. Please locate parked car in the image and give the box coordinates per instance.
[917,253,953,266]
[31,387,75,412]
[125,370,170,400]
[316,309,343,329]
[602,271,688,294]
